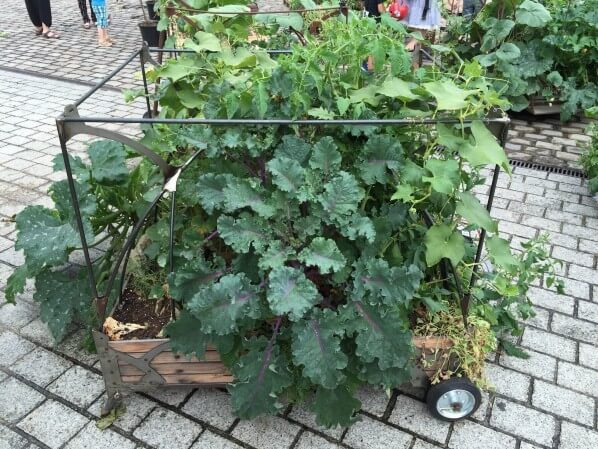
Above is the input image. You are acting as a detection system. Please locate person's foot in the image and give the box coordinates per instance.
[83,21,91,29]
[98,40,113,47]
[405,39,417,51]
[34,26,43,36]
[42,30,60,39]
[106,36,115,44]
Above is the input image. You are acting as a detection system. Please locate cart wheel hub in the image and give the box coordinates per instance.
[436,389,476,419]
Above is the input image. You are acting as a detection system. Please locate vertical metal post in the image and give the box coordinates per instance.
[168,191,177,320]
[140,51,153,119]
[56,119,99,301]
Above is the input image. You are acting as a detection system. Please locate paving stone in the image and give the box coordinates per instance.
[449,420,516,449]
[0,301,38,329]
[288,404,345,440]
[88,392,155,432]
[548,173,582,185]
[231,415,300,449]
[551,313,598,345]
[343,415,412,449]
[388,395,450,444]
[500,348,556,381]
[557,361,598,397]
[578,343,598,370]
[11,347,72,387]
[412,440,443,449]
[0,424,28,449]
[563,223,598,241]
[555,276,591,300]
[524,307,550,330]
[19,319,56,347]
[552,245,594,267]
[191,430,244,449]
[519,444,543,449]
[182,388,236,431]
[133,408,202,449]
[563,203,598,218]
[0,377,45,423]
[532,380,594,425]
[354,385,390,417]
[146,386,194,406]
[0,371,6,383]
[578,300,598,324]
[528,286,575,314]
[490,398,556,446]
[559,421,598,449]
[498,222,537,239]
[55,330,99,366]
[18,400,89,449]
[47,365,105,408]
[0,331,35,367]
[64,421,136,449]
[484,363,530,401]
[521,327,577,361]
[568,264,598,286]
[293,431,342,449]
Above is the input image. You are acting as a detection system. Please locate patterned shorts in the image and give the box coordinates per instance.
[92,5,109,29]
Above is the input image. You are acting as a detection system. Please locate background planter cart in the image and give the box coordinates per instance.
[55,42,509,424]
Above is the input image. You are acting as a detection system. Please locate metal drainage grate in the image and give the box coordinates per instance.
[509,159,587,178]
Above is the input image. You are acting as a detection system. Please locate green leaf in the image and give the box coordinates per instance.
[359,135,403,185]
[196,173,234,213]
[337,97,351,115]
[318,172,364,219]
[376,77,420,101]
[292,309,348,388]
[348,85,380,106]
[34,268,90,341]
[221,47,257,68]
[456,192,498,233]
[460,121,511,173]
[15,206,81,272]
[496,43,521,62]
[187,31,221,52]
[168,258,225,304]
[342,215,376,243]
[311,385,361,428]
[486,235,518,269]
[258,241,295,271]
[154,57,199,82]
[275,135,311,165]
[391,184,415,202]
[516,1,551,27]
[188,274,261,335]
[347,301,413,370]
[500,339,530,358]
[307,107,335,120]
[423,159,460,194]
[480,18,515,52]
[218,214,270,253]
[476,53,498,67]
[267,157,305,197]
[166,311,208,358]
[223,178,276,218]
[229,337,292,418]
[353,259,423,306]
[423,80,478,110]
[309,137,342,174]
[267,266,319,321]
[298,238,346,274]
[547,71,563,87]
[425,224,465,267]
[88,140,128,184]
[253,81,268,119]
[255,13,304,30]
[5,265,28,303]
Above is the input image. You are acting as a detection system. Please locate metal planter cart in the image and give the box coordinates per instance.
[55,43,509,423]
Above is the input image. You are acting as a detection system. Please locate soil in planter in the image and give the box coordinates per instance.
[111,289,172,340]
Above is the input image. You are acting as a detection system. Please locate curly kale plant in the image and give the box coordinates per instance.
[4,14,561,426]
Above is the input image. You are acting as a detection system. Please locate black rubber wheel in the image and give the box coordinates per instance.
[425,377,482,422]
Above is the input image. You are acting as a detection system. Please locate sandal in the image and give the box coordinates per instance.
[34,27,43,36]
[98,40,113,47]
[42,30,60,39]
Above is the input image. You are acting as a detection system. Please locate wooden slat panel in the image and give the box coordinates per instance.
[121,373,233,384]
[118,362,229,376]
[108,338,217,354]
[412,336,452,350]
[124,351,221,364]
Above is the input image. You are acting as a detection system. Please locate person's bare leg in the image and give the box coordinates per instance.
[405,39,417,51]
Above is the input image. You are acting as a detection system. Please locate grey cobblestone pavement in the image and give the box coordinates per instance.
[1,1,598,448]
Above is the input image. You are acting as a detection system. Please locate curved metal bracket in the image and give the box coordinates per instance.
[60,105,174,177]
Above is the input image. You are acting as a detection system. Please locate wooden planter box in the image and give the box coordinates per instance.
[526,96,562,115]
[94,330,451,397]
